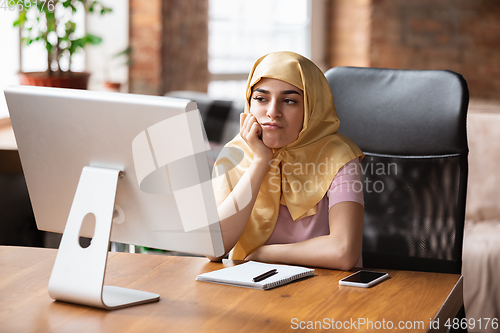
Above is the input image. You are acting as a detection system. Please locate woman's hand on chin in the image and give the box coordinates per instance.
[240,113,273,163]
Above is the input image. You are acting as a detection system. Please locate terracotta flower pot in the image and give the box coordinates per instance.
[103,81,122,92]
[18,72,91,90]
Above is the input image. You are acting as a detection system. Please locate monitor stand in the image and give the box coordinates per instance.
[48,166,160,310]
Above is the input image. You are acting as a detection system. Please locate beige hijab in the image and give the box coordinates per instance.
[212,51,363,260]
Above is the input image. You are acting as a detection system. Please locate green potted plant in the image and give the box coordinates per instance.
[11,0,112,89]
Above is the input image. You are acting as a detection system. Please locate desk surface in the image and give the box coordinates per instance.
[0,246,462,332]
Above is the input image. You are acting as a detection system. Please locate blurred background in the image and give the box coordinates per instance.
[1,0,499,110]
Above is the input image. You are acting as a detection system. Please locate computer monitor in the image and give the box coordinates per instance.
[4,85,225,310]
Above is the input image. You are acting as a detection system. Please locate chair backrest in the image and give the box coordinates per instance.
[325,67,469,274]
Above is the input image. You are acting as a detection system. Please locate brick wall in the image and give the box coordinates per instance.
[129,0,209,95]
[161,0,209,94]
[129,0,162,95]
[327,0,500,100]
[327,0,371,68]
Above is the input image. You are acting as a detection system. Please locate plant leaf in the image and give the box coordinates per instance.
[85,33,103,45]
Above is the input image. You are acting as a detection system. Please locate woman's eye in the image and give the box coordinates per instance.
[284,98,297,104]
[253,96,266,102]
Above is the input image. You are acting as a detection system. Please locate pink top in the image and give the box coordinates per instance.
[264,158,364,266]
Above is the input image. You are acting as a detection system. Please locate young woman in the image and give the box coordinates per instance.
[210,51,364,270]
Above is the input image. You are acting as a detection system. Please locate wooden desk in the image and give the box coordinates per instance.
[0,246,462,332]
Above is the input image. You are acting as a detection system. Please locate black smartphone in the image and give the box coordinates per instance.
[338,270,389,288]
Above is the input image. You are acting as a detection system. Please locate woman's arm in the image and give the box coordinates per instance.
[245,201,364,270]
[207,158,268,261]
[207,113,273,261]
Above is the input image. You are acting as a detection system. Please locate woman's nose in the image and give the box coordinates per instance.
[266,100,281,119]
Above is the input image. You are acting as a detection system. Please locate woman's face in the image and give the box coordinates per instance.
[249,78,304,149]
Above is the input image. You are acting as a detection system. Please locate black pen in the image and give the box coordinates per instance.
[253,269,278,282]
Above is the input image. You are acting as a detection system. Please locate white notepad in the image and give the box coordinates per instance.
[196,261,315,290]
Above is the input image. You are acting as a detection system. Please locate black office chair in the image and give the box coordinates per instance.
[325,67,469,275]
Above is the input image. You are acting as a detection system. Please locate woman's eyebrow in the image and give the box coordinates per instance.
[254,88,269,94]
[282,90,301,96]
[253,88,302,96]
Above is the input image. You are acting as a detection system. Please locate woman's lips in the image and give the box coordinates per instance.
[261,123,282,130]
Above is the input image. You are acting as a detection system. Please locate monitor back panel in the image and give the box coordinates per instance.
[5,86,224,257]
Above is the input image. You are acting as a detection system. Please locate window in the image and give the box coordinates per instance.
[0,10,20,118]
[208,0,318,101]
[0,6,85,118]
